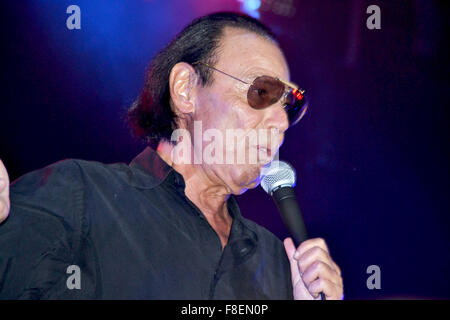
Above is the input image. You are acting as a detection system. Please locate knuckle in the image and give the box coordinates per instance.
[298,241,309,253]
[337,264,342,274]
[297,251,307,264]
[316,237,327,249]
[335,265,342,277]
[312,260,323,272]
[311,246,323,257]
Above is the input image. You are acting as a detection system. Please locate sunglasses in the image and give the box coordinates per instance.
[192,61,309,127]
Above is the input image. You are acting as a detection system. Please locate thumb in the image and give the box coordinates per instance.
[284,237,315,300]
[283,237,300,282]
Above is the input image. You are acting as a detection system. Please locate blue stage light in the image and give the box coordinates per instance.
[241,0,261,19]
[243,0,261,12]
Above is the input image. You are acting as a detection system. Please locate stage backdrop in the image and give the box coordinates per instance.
[0,0,449,299]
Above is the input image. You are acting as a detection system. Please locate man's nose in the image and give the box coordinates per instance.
[263,103,289,134]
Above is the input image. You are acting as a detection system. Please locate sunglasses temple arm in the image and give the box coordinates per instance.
[278,78,305,94]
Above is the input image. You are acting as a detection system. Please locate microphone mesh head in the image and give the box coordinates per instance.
[260,160,296,194]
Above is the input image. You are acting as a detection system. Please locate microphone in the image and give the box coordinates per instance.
[260,160,325,300]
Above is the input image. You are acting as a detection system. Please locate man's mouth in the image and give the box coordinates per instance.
[255,145,273,163]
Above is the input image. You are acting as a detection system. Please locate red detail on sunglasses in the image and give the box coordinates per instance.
[292,89,304,101]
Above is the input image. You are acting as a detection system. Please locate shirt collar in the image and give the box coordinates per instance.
[128,146,258,237]
[128,146,174,188]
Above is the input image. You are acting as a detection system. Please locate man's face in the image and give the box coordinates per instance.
[190,27,291,195]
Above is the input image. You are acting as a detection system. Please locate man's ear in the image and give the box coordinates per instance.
[169,62,198,115]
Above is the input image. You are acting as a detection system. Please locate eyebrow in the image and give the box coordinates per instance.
[243,72,299,90]
[195,61,299,90]
[242,68,294,85]
[241,68,272,82]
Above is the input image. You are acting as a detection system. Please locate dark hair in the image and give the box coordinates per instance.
[125,12,278,146]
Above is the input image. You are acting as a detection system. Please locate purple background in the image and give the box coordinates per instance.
[1,0,449,299]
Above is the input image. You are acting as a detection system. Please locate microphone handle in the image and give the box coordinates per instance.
[272,186,308,246]
[272,186,326,300]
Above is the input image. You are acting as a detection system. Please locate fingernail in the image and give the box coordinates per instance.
[294,251,300,259]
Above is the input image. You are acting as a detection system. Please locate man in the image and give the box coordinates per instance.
[0,12,343,299]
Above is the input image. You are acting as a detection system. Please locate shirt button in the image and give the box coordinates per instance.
[240,247,249,254]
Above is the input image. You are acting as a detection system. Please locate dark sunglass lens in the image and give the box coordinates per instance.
[285,92,309,126]
[285,91,296,105]
[247,76,284,109]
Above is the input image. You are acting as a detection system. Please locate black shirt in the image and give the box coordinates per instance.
[0,147,293,299]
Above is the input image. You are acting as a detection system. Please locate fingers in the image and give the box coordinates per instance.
[296,245,331,274]
[301,260,341,288]
[295,237,341,276]
[308,278,343,300]
[290,237,344,300]
[296,237,329,257]
[296,246,342,285]
[0,159,11,223]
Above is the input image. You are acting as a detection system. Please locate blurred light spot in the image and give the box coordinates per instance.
[240,0,261,19]
[243,0,261,11]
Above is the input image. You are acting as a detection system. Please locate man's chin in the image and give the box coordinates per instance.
[231,165,263,195]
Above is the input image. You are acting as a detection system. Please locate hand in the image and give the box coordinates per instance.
[284,237,343,300]
[0,159,10,223]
